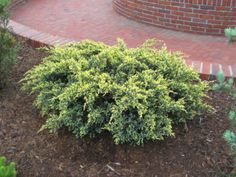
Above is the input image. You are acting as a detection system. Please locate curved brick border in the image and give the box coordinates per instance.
[113,0,236,35]
[4,20,236,80]
[8,20,75,47]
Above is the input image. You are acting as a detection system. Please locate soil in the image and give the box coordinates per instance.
[0,43,234,177]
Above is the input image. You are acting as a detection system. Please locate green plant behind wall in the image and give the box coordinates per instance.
[0,156,16,177]
[225,27,236,42]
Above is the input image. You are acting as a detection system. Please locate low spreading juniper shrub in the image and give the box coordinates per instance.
[22,39,211,145]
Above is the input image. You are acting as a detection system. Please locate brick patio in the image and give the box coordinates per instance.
[9,0,236,79]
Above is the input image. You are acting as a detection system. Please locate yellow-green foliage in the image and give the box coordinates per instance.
[22,39,210,145]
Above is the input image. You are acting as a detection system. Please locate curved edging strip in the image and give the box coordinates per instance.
[7,20,236,80]
[8,20,75,47]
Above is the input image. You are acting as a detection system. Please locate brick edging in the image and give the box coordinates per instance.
[185,59,236,80]
[6,20,236,79]
[8,20,75,47]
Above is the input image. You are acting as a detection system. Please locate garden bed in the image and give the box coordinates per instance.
[0,42,234,177]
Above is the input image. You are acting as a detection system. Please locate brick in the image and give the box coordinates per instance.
[113,0,236,35]
[201,62,211,80]
[192,60,203,73]
[200,5,215,10]
[221,64,232,78]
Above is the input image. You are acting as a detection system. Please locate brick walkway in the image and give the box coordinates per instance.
[10,0,236,79]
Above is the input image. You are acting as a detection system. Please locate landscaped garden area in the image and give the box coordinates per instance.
[1,0,236,176]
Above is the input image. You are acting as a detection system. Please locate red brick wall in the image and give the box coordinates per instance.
[113,0,236,35]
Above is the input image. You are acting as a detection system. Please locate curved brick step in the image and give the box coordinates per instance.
[7,20,236,80]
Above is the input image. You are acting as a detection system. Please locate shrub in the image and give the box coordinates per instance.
[22,39,210,145]
[0,0,19,89]
[0,156,16,177]
[213,71,236,98]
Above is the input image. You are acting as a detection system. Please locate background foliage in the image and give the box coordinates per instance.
[22,39,210,145]
[213,71,236,175]
[0,0,19,89]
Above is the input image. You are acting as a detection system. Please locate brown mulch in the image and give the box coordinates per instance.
[0,43,234,177]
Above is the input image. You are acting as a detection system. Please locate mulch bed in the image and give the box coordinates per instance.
[0,43,234,177]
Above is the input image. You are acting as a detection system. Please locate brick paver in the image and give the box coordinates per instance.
[10,0,236,79]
